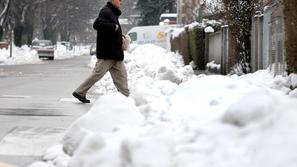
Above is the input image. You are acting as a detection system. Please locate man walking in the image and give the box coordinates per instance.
[73,0,129,103]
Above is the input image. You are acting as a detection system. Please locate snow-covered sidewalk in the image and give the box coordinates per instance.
[29,44,297,167]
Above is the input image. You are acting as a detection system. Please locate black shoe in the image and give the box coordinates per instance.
[72,92,90,103]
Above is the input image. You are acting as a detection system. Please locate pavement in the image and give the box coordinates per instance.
[0,56,96,166]
[0,162,17,167]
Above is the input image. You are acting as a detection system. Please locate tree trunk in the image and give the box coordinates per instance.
[284,0,297,73]
[0,26,3,41]
[43,27,52,40]
[60,26,70,41]
[44,27,58,43]
[14,25,24,47]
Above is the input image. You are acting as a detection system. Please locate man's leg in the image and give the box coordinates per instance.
[109,61,130,96]
[75,59,113,96]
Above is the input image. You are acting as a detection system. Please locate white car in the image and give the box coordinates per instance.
[32,40,55,60]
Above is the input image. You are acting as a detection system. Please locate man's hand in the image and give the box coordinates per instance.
[115,24,119,32]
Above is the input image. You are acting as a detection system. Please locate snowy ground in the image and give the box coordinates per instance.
[0,44,89,65]
[20,43,297,167]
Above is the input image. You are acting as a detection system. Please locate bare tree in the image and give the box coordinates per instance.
[0,0,104,45]
[199,0,225,20]
[137,0,176,25]
[0,0,11,40]
[36,0,102,42]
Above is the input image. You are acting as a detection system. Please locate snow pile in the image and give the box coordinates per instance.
[171,19,222,38]
[54,44,89,59]
[289,73,297,88]
[54,44,74,59]
[288,73,297,98]
[204,26,214,33]
[0,45,41,65]
[72,45,90,57]
[126,44,192,84]
[206,60,221,72]
[29,145,70,167]
[63,93,144,156]
[220,90,297,167]
[91,44,194,95]
[30,44,297,167]
[0,44,89,65]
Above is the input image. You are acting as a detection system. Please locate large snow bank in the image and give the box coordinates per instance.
[90,44,193,95]
[29,44,297,167]
[62,93,144,156]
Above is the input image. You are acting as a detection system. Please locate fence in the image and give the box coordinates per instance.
[170,25,207,70]
[170,24,232,74]
[171,1,286,76]
[251,14,264,71]
[208,32,222,65]
[170,30,191,65]
[251,1,286,76]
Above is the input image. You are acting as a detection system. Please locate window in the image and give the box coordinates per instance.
[128,32,137,42]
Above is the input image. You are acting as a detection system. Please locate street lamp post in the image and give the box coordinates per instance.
[177,0,182,24]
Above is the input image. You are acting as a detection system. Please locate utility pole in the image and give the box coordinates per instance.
[10,29,13,58]
[177,0,182,24]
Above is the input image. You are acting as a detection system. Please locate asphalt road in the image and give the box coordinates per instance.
[0,56,95,166]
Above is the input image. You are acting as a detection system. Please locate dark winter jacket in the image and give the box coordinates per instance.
[93,2,123,60]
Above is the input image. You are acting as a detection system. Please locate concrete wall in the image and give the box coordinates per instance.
[250,0,286,75]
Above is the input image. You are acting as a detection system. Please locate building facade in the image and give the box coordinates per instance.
[177,0,200,24]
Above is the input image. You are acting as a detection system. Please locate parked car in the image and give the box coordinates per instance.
[32,40,55,60]
[90,44,96,56]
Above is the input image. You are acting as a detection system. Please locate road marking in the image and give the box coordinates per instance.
[0,108,67,117]
[0,127,65,156]
[59,98,80,103]
[59,98,94,103]
[0,95,31,99]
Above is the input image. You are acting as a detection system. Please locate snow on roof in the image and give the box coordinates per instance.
[160,13,177,18]
[204,26,215,33]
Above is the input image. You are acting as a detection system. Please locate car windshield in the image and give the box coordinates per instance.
[33,41,52,47]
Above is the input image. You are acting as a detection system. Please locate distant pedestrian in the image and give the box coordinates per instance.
[72,0,129,103]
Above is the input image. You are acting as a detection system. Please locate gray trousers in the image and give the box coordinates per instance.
[75,59,129,96]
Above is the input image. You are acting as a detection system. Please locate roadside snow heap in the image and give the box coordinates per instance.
[0,45,41,65]
[0,44,89,65]
[29,44,297,167]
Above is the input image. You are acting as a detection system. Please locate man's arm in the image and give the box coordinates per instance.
[93,9,118,33]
